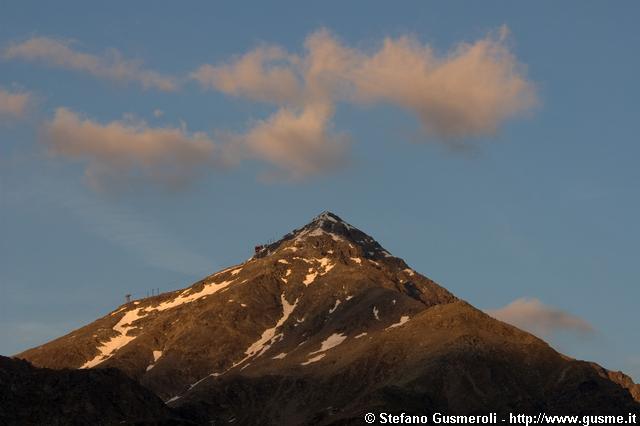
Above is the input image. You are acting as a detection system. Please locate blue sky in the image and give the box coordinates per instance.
[1,1,639,381]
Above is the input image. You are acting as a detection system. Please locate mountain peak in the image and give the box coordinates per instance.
[303,210,354,235]
[253,211,393,261]
[310,210,344,225]
[301,211,353,235]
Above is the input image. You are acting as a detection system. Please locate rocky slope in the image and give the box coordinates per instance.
[16,212,640,425]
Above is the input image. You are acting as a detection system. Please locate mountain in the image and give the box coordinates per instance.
[16,212,640,425]
[0,355,189,425]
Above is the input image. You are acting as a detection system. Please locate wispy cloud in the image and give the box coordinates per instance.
[42,108,216,191]
[192,27,535,178]
[5,36,177,91]
[0,87,31,119]
[486,298,594,338]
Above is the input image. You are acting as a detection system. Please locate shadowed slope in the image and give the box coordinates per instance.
[0,356,190,425]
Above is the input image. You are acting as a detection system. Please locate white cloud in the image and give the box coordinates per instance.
[5,37,177,91]
[43,108,216,191]
[486,298,594,338]
[14,29,536,185]
[192,27,535,177]
[192,45,301,104]
[0,88,31,119]
[348,27,536,138]
[240,103,347,180]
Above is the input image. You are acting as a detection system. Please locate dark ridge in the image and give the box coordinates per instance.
[0,356,192,425]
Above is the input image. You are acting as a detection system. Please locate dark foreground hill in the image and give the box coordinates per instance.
[0,356,190,425]
[15,212,640,425]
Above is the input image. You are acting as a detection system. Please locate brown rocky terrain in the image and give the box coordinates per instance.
[15,212,640,425]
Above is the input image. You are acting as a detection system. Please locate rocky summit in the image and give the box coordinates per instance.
[12,212,640,425]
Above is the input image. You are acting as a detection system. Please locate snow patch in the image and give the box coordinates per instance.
[329,233,345,242]
[296,225,345,243]
[272,352,287,360]
[215,264,243,276]
[110,307,126,316]
[81,308,145,368]
[309,333,347,356]
[354,332,368,339]
[303,270,318,285]
[278,259,289,264]
[154,279,235,311]
[301,353,326,365]
[317,257,335,275]
[243,294,298,359]
[373,306,380,320]
[386,316,410,330]
[307,228,326,237]
[146,351,162,370]
[328,300,341,314]
[188,374,212,390]
[318,257,331,268]
[350,257,362,264]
